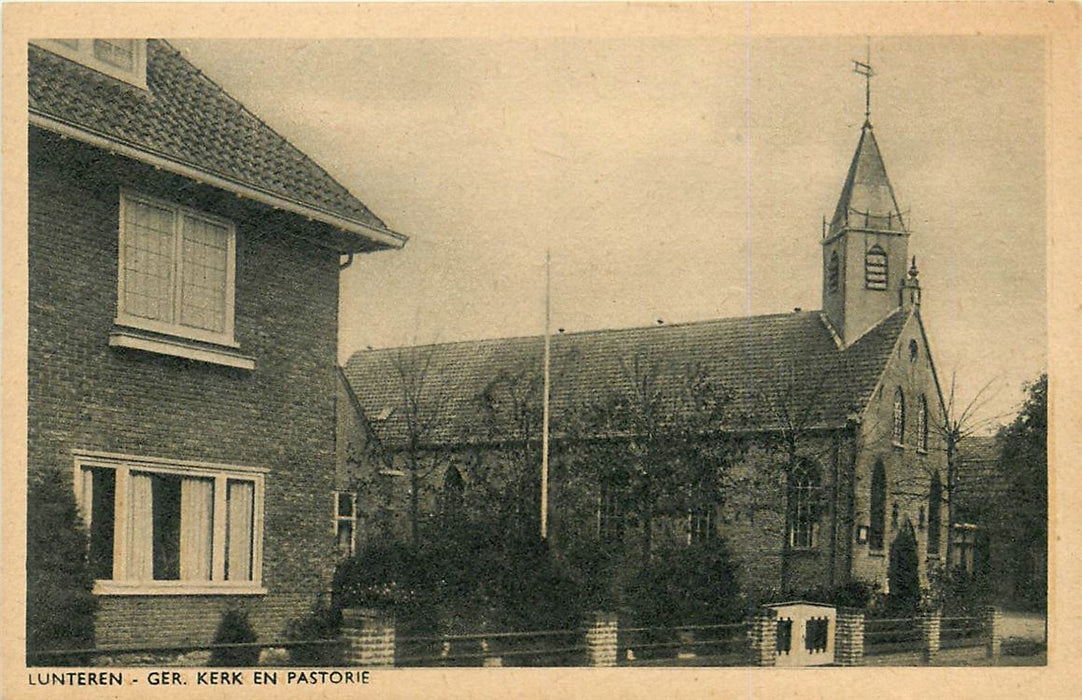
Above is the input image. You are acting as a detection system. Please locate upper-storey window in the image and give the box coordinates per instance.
[75,452,265,595]
[865,245,888,290]
[33,39,147,89]
[117,191,237,347]
[892,388,906,445]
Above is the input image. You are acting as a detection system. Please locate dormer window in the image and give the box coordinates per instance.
[865,245,888,290]
[32,39,147,89]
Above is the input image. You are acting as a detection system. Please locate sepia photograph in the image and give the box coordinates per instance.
[4,3,1076,697]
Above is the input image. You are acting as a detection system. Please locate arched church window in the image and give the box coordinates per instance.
[442,467,464,520]
[892,388,906,445]
[928,474,943,555]
[788,460,820,549]
[598,474,625,545]
[827,252,840,293]
[865,245,888,290]
[870,461,887,550]
[917,395,928,452]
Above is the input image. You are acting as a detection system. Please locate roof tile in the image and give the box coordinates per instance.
[343,308,911,446]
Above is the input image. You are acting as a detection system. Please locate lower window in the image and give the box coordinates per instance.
[75,452,266,594]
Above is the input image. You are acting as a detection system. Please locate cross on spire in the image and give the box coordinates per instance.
[852,42,874,122]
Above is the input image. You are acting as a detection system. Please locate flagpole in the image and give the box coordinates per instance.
[541,250,551,540]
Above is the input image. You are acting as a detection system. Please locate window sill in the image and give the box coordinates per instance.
[917,448,929,455]
[378,469,407,477]
[788,547,820,556]
[110,328,255,370]
[892,442,906,450]
[868,550,886,559]
[93,581,266,596]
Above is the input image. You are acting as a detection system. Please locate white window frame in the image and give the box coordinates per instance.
[32,39,148,89]
[73,450,266,595]
[116,190,238,348]
[333,490,358,558]
[788,465,819,550]
[687,501,716,546]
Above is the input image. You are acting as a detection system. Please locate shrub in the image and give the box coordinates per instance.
[624,539,741,659]
[26,473,98,664]
[283,597,343,666]
[209,608,260,667]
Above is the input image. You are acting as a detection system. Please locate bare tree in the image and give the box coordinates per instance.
[386,346,456,545]
[753,359,839,594]
[566,352,743,563]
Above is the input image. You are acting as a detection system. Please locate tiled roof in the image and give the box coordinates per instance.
[343,308,911,446]
[28,40,404,252]
[954,435,1008,510]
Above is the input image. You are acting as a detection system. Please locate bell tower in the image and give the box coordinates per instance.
[821,59,910,345]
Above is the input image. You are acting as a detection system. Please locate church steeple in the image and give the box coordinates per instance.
[821,61,912,346]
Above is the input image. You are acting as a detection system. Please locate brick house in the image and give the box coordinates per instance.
[27,39,405,648]
[340,116,950,598]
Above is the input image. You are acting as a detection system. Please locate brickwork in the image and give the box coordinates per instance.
[834,607,865,666]
[28,132,342,647]
[582,612,618,667]
[341,609,396,667]
[851,312,950,591]
[746,608,778,666]
[984,606,1002,659]
[920,608,941,664]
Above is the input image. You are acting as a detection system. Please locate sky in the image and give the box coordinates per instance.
[175,34,1046,431]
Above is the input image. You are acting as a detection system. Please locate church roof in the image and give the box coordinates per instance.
[342,308,912,447]
[829,122,907,237]
[28,40,406,253]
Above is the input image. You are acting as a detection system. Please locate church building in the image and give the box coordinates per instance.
[340,95,950,600]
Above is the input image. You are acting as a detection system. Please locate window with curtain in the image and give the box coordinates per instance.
[928,474,943,556]
[892,388,906,445]
[869,460,887,550]
[865,245,888,290]
[76,453,264,593]
[117,191,236,346]
[787,461,820,549]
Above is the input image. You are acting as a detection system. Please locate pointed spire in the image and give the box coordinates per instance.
[828,123,907,236]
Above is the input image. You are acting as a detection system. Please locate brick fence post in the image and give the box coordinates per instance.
[746,608,778,667]
[920,607,941,665]
[834,607,865,666]
[983,606,1002,660]
[582,611,619,667]
[341,608,395,667]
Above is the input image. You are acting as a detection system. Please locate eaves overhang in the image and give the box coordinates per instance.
[30,111,409,254]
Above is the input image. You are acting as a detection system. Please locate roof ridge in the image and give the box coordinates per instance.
[345,309,828,363]
[156,39,385,229]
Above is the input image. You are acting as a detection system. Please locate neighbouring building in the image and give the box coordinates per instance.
[27,39,406,649]
[340,109,951,598]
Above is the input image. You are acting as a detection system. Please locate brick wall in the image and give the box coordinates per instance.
[850,312,949,590]
[28,130,342,646]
